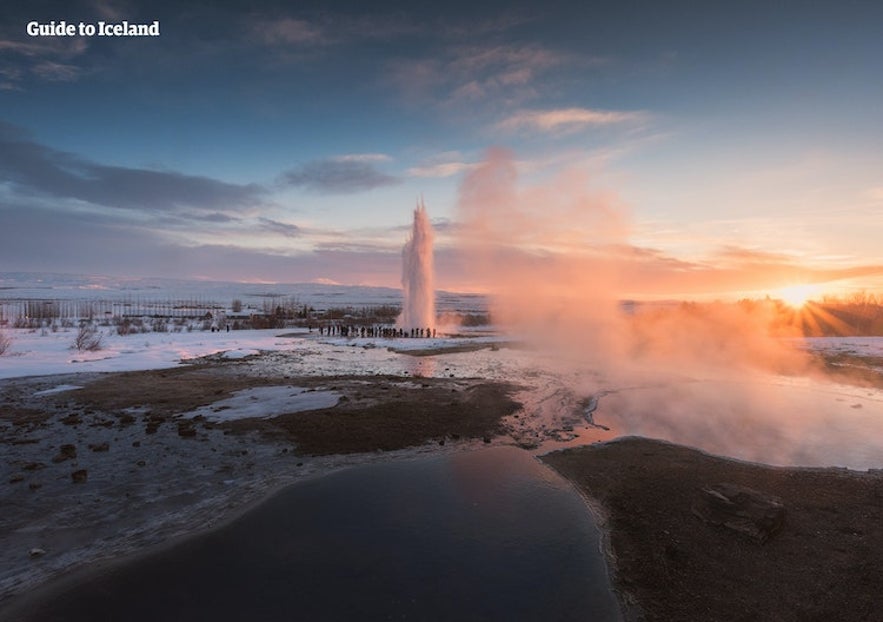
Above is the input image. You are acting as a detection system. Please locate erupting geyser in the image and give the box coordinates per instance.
[400,199,435,331]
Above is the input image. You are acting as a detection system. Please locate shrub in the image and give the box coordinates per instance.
[73,325,103,351]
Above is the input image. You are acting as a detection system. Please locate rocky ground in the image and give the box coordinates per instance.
[543,437,883,622]
[0,354,521,605]
[3,338,882,617]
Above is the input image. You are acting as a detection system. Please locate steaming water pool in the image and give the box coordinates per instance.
[5,447,621,622]
[265,335,883,470]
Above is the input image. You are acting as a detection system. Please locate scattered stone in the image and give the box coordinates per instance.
[51,444,77,463]
[28,548,46,558]
[136,460,146,467]
[132,441,141,448]
[145,421,161,434]
[60,413,82,425]
[177,422,197,438]
[692,483,785,543]
[71,469,88,483]
[88,442,110,452]
[23,462,45,471]
[29,482,42,491]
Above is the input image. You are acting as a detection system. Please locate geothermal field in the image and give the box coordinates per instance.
[4,2,883,619]
[1,260,883,620]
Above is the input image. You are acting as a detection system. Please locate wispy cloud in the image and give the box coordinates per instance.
[258,217,301,238]
[332,153,392,163]
[31,61,81,82]
[249,12,421,51]
[387,43,568,108]
[497,107,647,134]
[407,159,475,178]
[253,17,326,46]
[0,122,264,213]
[281,158,399,194]
[0,32,89,88]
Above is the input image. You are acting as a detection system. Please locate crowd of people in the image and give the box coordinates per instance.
[316,324,437,339]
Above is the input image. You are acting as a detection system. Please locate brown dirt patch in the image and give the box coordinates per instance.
[542,437,883,622]
[44,365,520,456]
[55,365,282,415]
[228,378,521,455]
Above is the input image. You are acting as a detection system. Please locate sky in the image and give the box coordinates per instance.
[2,0,883,299]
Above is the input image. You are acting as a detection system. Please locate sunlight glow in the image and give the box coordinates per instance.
[776,284,820,308]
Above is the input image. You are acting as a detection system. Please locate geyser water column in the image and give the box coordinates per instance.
[400,199,435,331]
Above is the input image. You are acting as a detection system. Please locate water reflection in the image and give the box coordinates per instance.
[7,447,621,622]
[405,355,437,378]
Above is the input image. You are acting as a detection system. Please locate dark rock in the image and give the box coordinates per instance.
[51,444,77,463]
[482,436,492,444]
[136,460,146,467]
[71,469,88,483]
[9,474,24,483]
[60,414,82,425]
[132,441,141,447]
[88,442,109,452]
[29,482,42,491]
[177,422,197,438]
[23,462,45,471]
[692,483,785,543]
[438,439,446,446]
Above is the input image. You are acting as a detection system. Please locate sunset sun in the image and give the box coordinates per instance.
[776,284,820,308]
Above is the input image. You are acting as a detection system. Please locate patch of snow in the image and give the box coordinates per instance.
[33,384,83,396]
[182,386,341,422]
[221,348,262,360]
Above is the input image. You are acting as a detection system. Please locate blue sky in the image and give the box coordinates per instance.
[2,0,882,298]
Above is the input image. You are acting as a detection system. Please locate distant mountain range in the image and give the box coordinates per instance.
[0,272,487,314]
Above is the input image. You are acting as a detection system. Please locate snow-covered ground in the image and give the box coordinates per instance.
[0,326,509,380]
[0,328,302,379]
